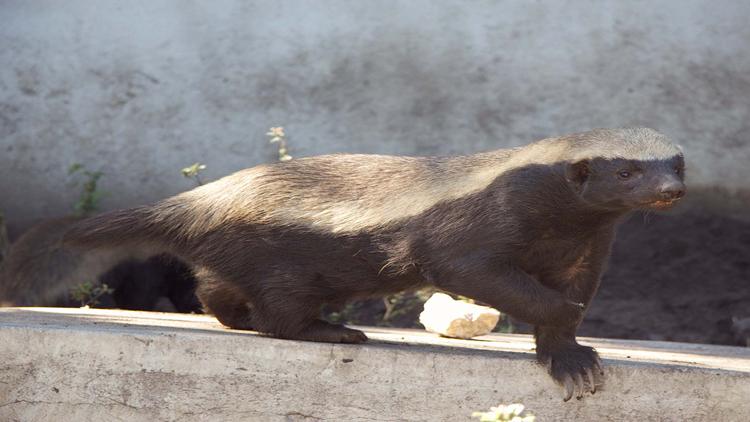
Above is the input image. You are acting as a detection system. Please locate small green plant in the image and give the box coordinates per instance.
[382,294,401,322]
[471,403,535,422]
[68,163,104,216]
[181,162,207,186]
[179,125,292,188]
[70,281,114,307]
[267,126,293,161]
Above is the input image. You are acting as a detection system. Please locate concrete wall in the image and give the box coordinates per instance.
[2,0,750,236]
[2,308,750,421]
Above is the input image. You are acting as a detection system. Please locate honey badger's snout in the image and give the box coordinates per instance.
[657,178,686,201]
[641,173,686,210]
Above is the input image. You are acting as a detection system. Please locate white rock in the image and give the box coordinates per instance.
[419,293,501,339]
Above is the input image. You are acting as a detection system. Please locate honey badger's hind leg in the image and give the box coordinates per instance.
[194,268,254,330]
[251,282,368,344]
[196,267,366,343]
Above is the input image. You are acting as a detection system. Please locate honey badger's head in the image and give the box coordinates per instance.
[565,128,686,211]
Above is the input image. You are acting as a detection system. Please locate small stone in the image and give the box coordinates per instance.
[419,293,501,339]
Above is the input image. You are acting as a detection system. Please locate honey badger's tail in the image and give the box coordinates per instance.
[63,206,174,253]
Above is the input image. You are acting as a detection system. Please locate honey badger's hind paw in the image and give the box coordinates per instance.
[538,343,604,401]
[281,320,368,344]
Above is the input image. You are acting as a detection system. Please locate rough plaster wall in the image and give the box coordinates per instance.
[1,0,749,236]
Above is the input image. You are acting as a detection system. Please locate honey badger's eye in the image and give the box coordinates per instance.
[617,170,631,179]
[674,166,683,174]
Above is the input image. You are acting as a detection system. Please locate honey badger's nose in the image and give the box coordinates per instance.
[658,181,686,200]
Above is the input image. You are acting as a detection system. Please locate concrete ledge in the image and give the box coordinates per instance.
[1,308,749,421]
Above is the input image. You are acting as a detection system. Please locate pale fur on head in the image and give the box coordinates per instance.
[563,127,683,162]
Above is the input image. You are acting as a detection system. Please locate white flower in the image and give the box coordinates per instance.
[266,126,285,138]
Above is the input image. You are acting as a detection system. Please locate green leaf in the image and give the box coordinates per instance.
[181,162,206,178]
[68,163,83,174]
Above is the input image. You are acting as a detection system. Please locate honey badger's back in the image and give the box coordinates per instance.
[163,152,529,236]
[64,150,516,252]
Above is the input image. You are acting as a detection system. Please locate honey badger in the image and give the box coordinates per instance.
[65,127,686,400]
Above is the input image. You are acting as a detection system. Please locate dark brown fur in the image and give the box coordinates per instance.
[64,128,686,400]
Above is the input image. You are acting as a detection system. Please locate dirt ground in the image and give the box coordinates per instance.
[581,210,750,345]
[334,209,750,346]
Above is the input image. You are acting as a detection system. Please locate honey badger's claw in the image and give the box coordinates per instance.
[586,367,596,394]
[540,342,604,402]
[574,373,585,399]
[563,377,574,402]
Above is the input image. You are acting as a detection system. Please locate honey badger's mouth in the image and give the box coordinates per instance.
[639,199,680,210]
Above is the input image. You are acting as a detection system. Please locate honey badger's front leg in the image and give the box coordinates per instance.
[535,233,615,401]
[432,260,586,330]
[433,234,613,400]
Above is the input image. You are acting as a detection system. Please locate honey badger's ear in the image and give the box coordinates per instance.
[565,159,590,190]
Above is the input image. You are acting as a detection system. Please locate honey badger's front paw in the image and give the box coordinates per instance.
[537,343,604,401]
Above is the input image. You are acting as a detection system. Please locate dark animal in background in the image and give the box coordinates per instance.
[0,216,200,312]
[64,128,686,400]
[98,254,202,313]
